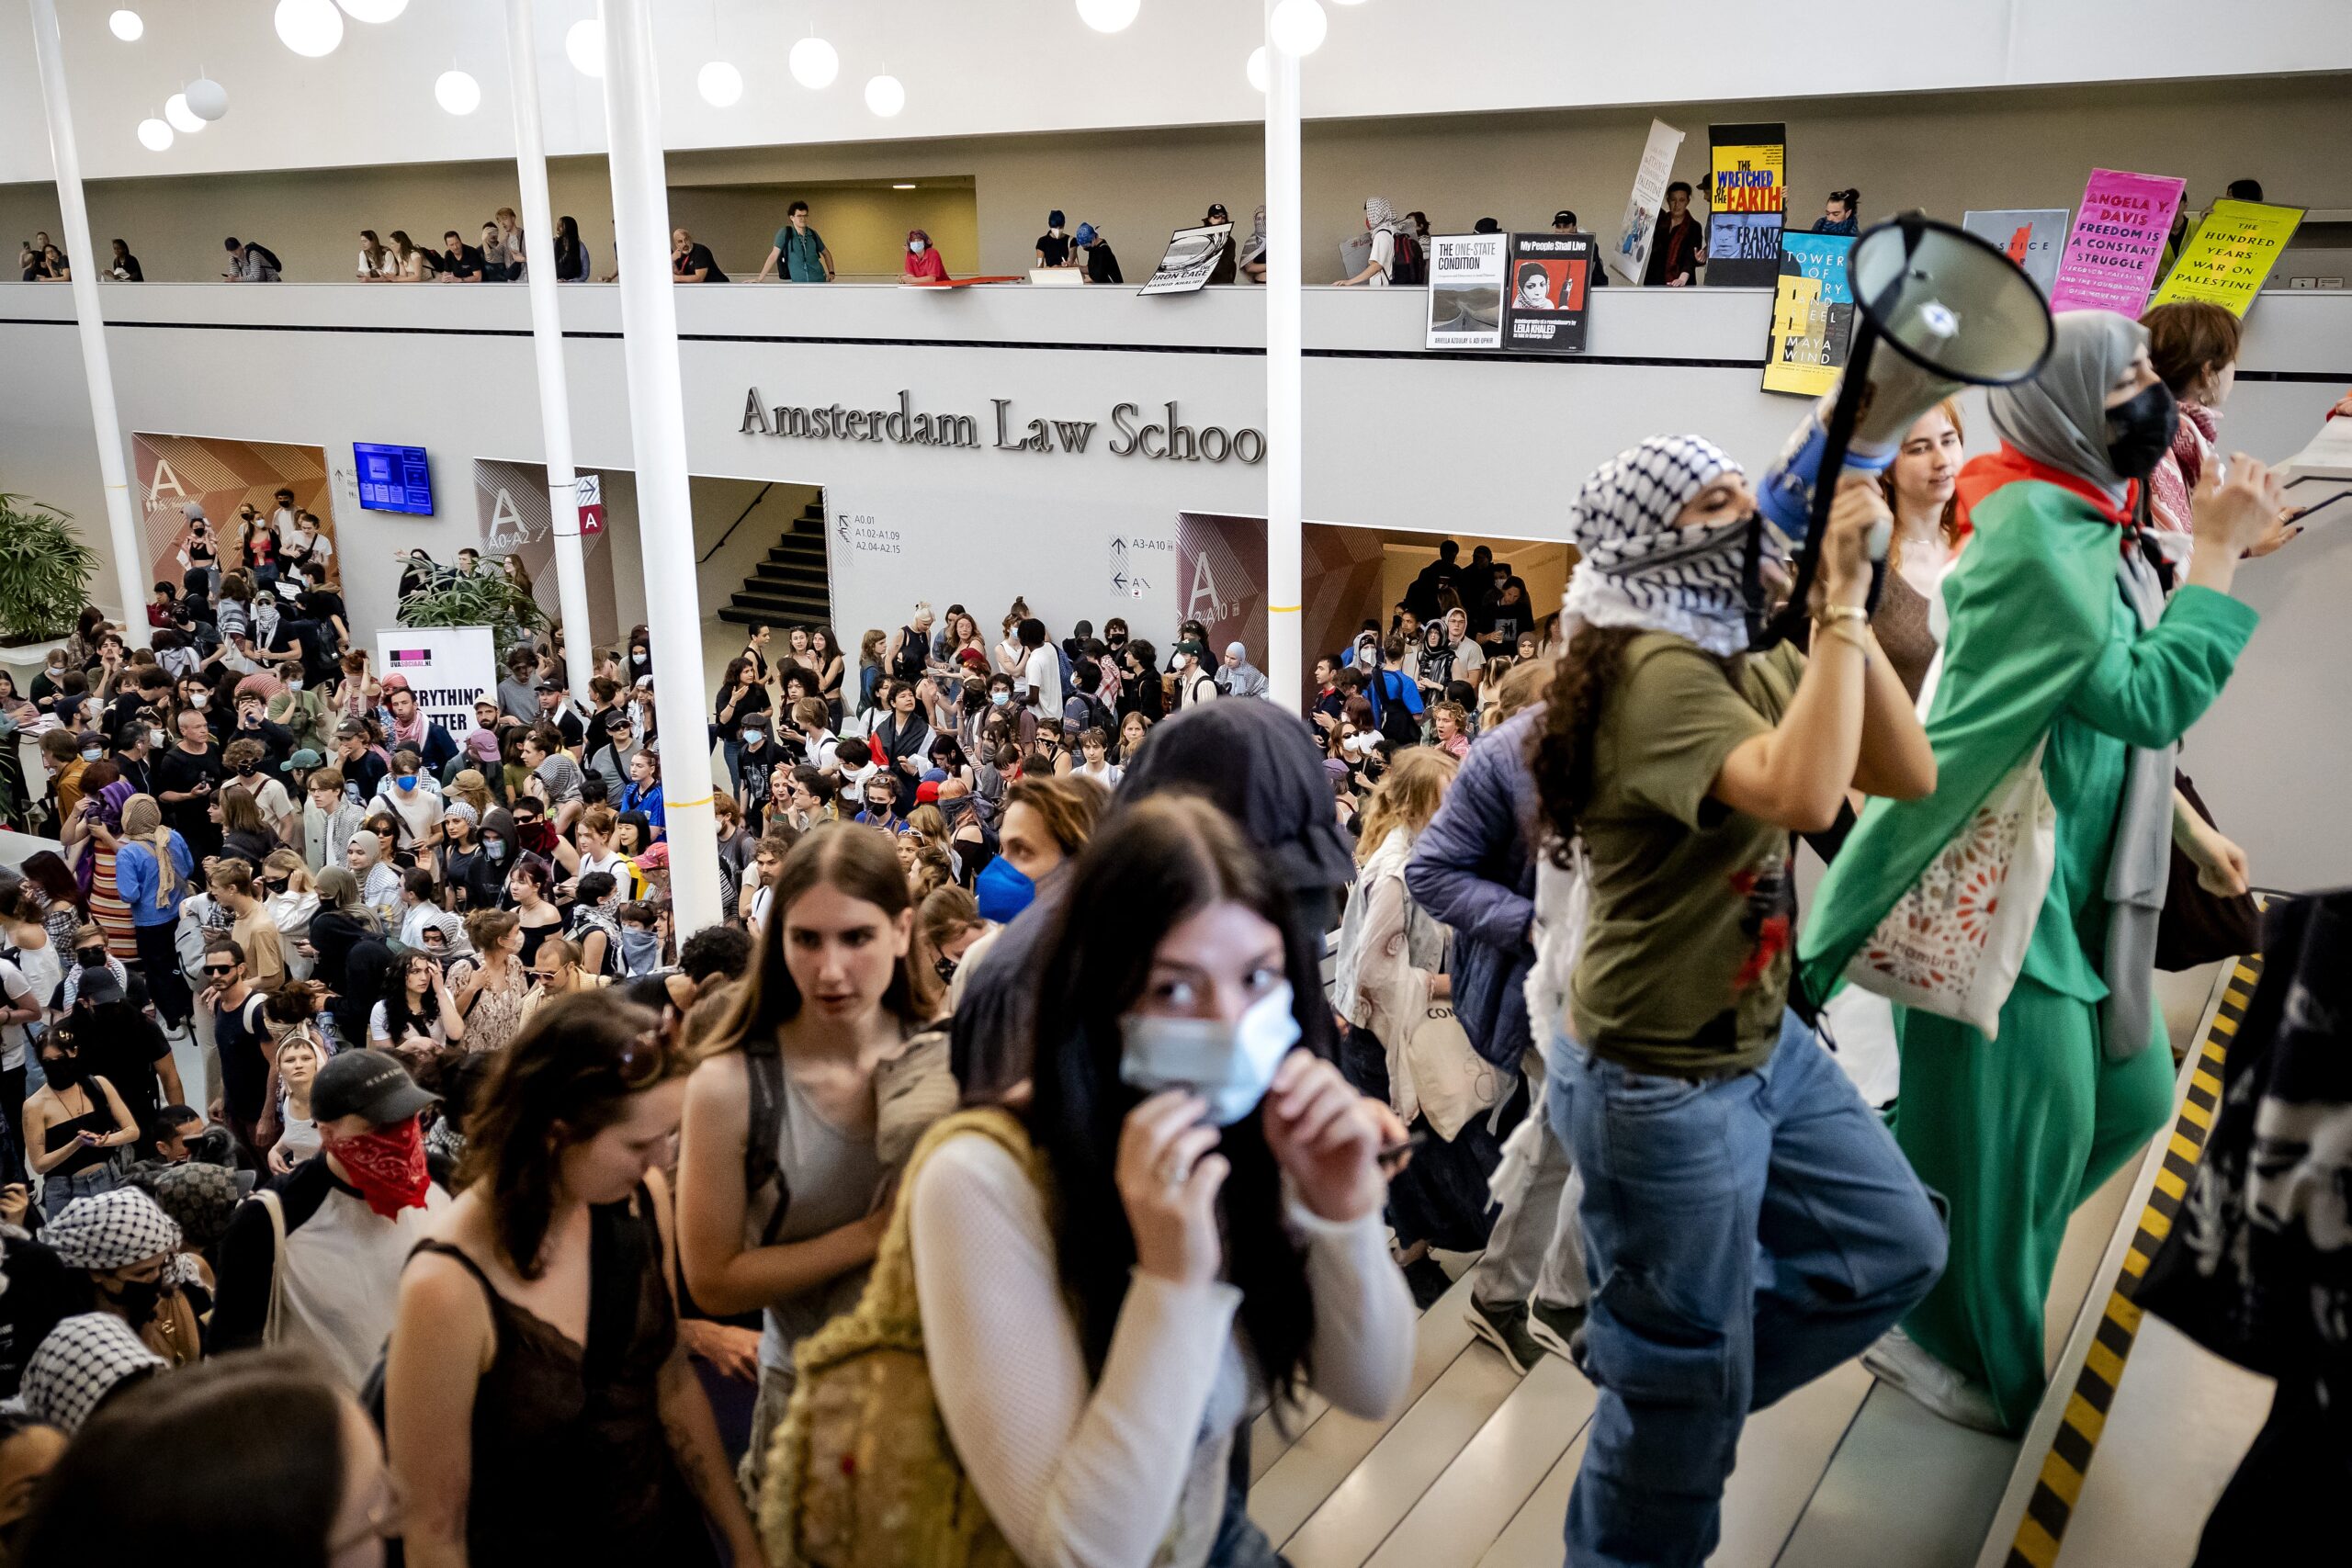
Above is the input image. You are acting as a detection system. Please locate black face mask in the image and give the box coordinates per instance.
[106,1277,166,1325]
[2104,380,2180,482]
[41,1056,79,1088]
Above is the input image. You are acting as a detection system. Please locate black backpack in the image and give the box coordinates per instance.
[1369,669,1425,747]
[1386,229,1428,287]
[248,243,283,275]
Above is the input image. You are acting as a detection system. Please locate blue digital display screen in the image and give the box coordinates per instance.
[354,443,434,514]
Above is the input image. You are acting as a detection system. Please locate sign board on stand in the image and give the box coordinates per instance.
[2151,199,2306,316]
[1608,119,1687,287]
[375,626,499,743]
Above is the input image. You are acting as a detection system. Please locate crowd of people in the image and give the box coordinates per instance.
[0,277,2338,1567]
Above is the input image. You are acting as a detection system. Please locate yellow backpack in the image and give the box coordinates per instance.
[757,1107,1045,1568]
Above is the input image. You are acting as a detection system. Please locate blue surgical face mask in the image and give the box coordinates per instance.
[1120,984,1301,1126]
[484,839,507,860]
[989,691,1011,707]
[395,773,417,791]
[973,854,1035,923]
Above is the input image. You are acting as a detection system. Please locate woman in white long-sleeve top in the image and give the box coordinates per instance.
[910,795,1416,1568]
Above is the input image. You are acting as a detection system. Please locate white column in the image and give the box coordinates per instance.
[28,0,151,650]
[504,0,595,710]
[1262,3,1304,714]
[596,0,721,934]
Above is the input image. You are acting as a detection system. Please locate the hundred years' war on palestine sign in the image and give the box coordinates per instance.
[739,387,1267,465]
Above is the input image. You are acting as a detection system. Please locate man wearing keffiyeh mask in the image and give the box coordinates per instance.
[1522,434,1944,1564]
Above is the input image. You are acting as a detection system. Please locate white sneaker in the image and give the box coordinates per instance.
[1861,1327,2007,1434]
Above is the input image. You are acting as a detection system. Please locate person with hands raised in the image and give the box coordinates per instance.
[1804,311,2277,1441]
[904,796,1412,1568]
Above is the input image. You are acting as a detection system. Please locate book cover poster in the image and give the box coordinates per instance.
[1138,223,1233,296]
[1706,210,1786,288]
[1609,118,1686,286]
[1426,233,1505,350]
[1761,233,1856,398]
[2048,168,2186,316]
[2151,199,2305,316]
[1961,208,2073,298]
[1503,233,1593,353]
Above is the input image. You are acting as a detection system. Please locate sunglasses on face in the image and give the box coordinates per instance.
[203,964,234,977]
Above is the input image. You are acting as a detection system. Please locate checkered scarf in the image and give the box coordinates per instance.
[1561,434,1750,657]
[46,1188,183,1270]
[16,1313,164,1433]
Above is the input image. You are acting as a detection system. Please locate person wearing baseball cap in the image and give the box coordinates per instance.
[209,1050,448,1389]
[1551,208,1608,284]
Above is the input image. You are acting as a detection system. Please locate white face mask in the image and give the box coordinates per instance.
[1120,984,1300,1126]
[908,239,927,254]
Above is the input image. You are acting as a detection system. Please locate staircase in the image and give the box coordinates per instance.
[718,500,833,630]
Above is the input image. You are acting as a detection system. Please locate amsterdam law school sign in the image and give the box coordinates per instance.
[740,387,1266,464]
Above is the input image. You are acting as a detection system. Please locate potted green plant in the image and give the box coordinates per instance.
[396,561,549,659]
[0,491,99,649]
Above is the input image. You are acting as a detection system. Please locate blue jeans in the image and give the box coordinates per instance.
[41,1162,119,1219]
[1549,1010,1946,1568]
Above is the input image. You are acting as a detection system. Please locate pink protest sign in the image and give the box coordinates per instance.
[2048,168,2187,316]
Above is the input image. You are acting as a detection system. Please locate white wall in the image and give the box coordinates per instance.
[3,278,2348,887]
[6,0,2351,185]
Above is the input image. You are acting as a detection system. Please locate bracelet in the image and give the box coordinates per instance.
[1815,604,1870,626]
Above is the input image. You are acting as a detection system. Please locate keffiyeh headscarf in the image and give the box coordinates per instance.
[46,1189,182,1270]
[16,1313,165,1433]
[1561,434,1751,658]
[1238,205,1270,266]
[1363,196,1399,234]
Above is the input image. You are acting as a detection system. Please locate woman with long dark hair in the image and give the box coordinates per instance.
[15,1349,397,1566]
[1527,435,1946,1560]
[676,825,944,1498]
[553,214,589,282]
[386,994,757,1568]
[898,797,1412,1565]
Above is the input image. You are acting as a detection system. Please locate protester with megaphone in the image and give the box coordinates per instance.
[1527,435,1947,1565]
[1800,310,2284,1438]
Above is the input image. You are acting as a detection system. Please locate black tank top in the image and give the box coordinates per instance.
[41,1081,114,1179]
[407,1190,717,1568]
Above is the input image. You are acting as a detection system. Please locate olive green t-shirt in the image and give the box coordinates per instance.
[1568,633,1806,1077]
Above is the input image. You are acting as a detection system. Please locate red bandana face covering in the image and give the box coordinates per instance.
[326,1116,431,1218]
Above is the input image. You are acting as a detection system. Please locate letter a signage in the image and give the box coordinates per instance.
[576,473,605,536]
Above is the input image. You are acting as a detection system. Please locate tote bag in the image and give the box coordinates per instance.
[1842,739,2055,1039]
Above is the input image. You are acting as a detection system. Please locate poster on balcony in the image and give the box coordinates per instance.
[1961,208,2073,298]
[130,434,338,601]
[2047,168,2186,316]
[1760,232,1856,398]
[1426,233,1506,349]
[473,459,618,645]
[1502,232,1592,352]
[1138,223,1234,296]
[1705,122,1786,288]
[2150,199,2305,316]
[1608,118,1687,286]
[1176,513,1268,669]
[374,626,497,742]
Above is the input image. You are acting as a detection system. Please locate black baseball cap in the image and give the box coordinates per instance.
[312,1051,438,1125]
[535,679,562,693]
[1552,210,1577,228]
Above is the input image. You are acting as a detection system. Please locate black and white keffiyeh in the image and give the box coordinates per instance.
[15,1313,164,1433]
[45,1188,183,1271]
[1562,434,1750,657]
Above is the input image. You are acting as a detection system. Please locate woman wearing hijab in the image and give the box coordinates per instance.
[1216,642,1271,701]
[112,794,196,1037]
[343,830,402,925]
[1525,435,1945,1562]
[1801,311,2286,1436]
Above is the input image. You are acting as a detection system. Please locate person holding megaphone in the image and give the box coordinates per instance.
[1525,434,1948,1564]
[1801,310,2283,1438]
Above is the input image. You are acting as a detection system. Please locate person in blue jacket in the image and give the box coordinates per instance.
[112,793,195,1039]
[1405,682,1589,1375]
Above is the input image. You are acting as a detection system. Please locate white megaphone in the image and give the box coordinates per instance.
[1751,213,2053,649]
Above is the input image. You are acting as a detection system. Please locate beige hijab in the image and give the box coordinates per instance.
[119,794,178,908]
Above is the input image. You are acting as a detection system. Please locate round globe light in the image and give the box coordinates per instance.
[107,10,142,42]
[1076,0,1141,33]
[697,60,743,107]
[137,117,174,152]
[788,35,839,89]
[164,94,204,134]
[1246,45,1269,93]
[185,76,229,120]
[336,0,410,21]
[1269,0,1327,56]
[864,73,905,118]
[435,69,481,115]
[275,0,345,57]
[564,17,605,77]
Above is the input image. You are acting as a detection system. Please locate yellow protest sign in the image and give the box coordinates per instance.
[2151,199,2304,316]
